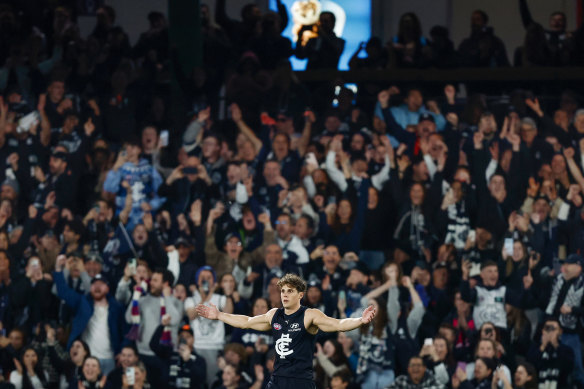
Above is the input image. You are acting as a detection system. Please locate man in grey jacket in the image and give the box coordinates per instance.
[125,268,183,388]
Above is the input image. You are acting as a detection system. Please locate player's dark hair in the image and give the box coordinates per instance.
[277,273,307,293]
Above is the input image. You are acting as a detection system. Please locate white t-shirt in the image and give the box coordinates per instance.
[10,370,48,389]
[82,305,113,358]
[278,236,309,264]
[184,292,226,350]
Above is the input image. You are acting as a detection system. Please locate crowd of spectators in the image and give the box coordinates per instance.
[353,1,584,70]
[0,1,583,389]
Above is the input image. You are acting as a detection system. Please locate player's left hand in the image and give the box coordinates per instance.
[360,305,377,324]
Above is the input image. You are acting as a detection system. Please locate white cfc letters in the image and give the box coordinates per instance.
[275,334,293,358]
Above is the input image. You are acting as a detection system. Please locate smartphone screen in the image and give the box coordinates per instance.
[504,238,514,257]
[160,130,169,147]
[126,367,135,385]
[306,152,318,166]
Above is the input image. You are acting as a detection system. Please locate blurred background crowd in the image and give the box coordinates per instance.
[0,0,583,389]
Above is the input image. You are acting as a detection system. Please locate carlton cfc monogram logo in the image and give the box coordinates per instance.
[275,334,293,358]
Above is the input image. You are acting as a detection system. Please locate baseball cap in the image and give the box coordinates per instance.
[307,279,322,290]
[432,261,448,271]
[51,151,68,162]
[195,265,217,283]
[414,260,430,272]
[178,324,194,336]
[175,237,195,248]
[277,109,292,119]
[351,261,370,276]
[521,117,537,129]
[86,252,102,264]
[223,232,241,245]
[564,254,583,266]
[91,273,108,286]
[1,178,20,195]
[418,113,435,124]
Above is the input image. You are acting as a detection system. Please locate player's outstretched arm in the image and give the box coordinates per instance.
[196,303,276,331]
[309,305,376,333]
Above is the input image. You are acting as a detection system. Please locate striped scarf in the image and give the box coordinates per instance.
[126,286,145,340]
[126,282,172,345]
[545,274,584,330]
[159,297,172,345]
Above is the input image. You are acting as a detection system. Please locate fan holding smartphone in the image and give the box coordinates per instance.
[149,321,207,389]
[122,363,149,389]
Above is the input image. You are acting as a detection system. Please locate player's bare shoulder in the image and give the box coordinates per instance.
[265,307,279,323]
[304,308,321,334]
[247,307,279,331]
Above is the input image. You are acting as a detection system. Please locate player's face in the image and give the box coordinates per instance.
[280,284,303,309]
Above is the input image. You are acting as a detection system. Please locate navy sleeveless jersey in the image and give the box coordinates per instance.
[271,306,315,380]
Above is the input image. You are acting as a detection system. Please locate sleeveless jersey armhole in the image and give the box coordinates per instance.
[303,308,318,335]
